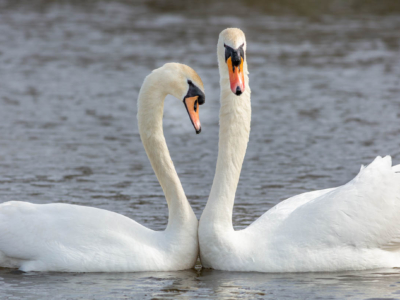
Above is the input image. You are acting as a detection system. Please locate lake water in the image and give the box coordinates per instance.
[0,0,400,299]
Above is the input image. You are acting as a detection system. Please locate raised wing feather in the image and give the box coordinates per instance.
[247,188,335,234]
[275,156,400,250]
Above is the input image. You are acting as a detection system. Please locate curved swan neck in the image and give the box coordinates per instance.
[137,68,195,231]
[202,50,251,230]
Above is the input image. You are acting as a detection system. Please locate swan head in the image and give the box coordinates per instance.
[158,63,205,134]
[218,28,247,96]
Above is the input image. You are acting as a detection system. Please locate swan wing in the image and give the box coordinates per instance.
[0,201,161,271]
[274,156,400,251]
[249,187,335,231]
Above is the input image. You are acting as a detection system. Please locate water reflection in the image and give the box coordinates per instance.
[2,267,400,299]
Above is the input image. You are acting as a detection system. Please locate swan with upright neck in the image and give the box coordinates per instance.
[0,63,205,272]
[198,28,400,272]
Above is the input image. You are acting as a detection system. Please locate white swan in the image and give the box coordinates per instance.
[198,28,400,272]
[0,63,205,272]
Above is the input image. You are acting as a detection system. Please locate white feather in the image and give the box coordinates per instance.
[0,63,201,272]
[199,28,400,272]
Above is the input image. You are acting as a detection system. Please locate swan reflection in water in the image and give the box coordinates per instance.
[1,267,400,299]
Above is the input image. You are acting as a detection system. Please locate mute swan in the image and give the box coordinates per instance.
[198,28,400,272]
[0,63,205,272]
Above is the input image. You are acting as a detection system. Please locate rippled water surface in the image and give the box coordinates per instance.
[0,0,400,298]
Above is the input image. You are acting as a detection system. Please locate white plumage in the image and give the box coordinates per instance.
[0,63,203,272]
[198,28,400,272]
[0,202,181,272]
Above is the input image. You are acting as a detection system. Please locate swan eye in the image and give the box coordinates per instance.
[225,44,245,64]
[194,100,198,112]
[185,80,205,105]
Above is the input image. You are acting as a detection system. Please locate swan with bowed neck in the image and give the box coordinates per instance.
[0,63,205,272]
[198,28,400,272]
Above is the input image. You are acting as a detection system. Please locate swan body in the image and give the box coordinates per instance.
[0,202,193,272]
[198,28,400,272]
[0,63,205,272]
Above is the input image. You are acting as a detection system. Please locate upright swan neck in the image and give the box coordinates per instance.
[137,69,196,231]
[202,45,251,230]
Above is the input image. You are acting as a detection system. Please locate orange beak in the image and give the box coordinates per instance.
[184,96,201,134]
[227,57,245,95]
